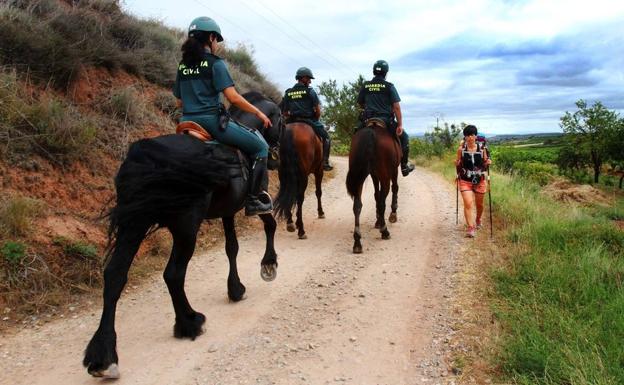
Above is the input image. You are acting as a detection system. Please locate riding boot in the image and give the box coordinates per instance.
[401,145,415,177]
[322,138,333,171]
[245,157,273,216]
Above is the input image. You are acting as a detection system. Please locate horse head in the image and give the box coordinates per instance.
[229,91,283,169]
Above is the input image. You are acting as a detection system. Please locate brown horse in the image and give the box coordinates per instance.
[274,122,325,239]
[346,118,401,253]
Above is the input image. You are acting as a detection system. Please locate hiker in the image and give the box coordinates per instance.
[456,124,491,237]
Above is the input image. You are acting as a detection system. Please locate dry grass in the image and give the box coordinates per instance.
[447,239,504,384]
[0,195,46,237]
[542,179,613,206]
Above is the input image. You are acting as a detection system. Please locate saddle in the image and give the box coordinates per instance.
[176,121,213,142]
[365,117,387,130]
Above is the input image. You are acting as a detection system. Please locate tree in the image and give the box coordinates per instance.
[317,76,365,144]
[605,118,624,188]
[424,122,461,156]
[559,100,621,183]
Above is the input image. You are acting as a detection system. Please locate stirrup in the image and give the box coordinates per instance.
[244,192,273,216]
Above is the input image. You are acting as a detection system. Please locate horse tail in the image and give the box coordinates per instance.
[274,128,302,218]
[346,128,376,198]
[104,135,232,261]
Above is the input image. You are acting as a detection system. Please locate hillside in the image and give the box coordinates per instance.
[0,0,281,328]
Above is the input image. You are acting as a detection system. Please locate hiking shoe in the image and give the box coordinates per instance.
[401,163,415,176]
[466,226,476,238]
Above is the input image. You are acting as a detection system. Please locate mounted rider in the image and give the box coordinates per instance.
[173,16,273,216]
[280,67,333,171]
[357,60,415,176]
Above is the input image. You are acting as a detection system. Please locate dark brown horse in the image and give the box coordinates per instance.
[346,118,401,253]
[274,122,325,239]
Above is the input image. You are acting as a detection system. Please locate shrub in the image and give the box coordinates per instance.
[25,97,99,159]
[153,90,178,117]
[53,236,98,260]
[65,241,98,260]
[0,70,99,161]
[102,86,147,124]
[0,4,82,87]
[410,137,447,163]
[1,241,26,264]
[511,161,557,186]
[222,44,262,82]
[0,195,45,237]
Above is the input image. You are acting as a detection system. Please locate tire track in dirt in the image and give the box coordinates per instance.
[0,157,463,385]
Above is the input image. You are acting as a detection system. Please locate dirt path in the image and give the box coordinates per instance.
[0,157,463,385]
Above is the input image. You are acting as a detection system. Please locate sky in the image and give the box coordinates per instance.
[123,0,624,136]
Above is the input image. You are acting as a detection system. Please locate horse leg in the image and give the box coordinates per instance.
[389,173,399,223]
[315,169,325,219]
[259,213,278,281]
[372,176,382,229]
[83,222,150,378]
[379,180,391,240]
[296,188,307,239]
[286,209,296,233]
[164,212,205,340]
[353,190,364,254]
[222,216,246,302]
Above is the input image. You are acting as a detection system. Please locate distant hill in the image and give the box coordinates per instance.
[487,133,564,143]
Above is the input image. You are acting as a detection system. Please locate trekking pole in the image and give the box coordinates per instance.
[487,167,493,238]
[456,175,459,225]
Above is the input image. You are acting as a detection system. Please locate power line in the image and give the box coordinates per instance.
[190,0,301,68]
[253,0,360,76]
[235,0,354,78]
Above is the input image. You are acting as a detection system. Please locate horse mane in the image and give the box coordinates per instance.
[229,91,271,117]
[104,135,238,262]
[241,91,269,104]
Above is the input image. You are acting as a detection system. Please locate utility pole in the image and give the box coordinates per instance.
[432,112,444,129]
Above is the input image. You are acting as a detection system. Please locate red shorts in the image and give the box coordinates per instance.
[459,178,487,194]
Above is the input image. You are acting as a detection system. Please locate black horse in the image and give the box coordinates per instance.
[83,92,282,378]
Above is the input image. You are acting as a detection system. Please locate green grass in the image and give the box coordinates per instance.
[427,149,624,384]
[492,173,623,384]
[1,241,26,264]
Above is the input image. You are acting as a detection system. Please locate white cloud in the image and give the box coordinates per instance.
[123,0,624,134]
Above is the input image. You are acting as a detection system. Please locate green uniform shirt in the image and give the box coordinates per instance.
[280,83,320,119]
[357,76,400,117]
[173,52,234,115]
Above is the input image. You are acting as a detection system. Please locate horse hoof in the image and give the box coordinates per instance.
[382,233,391,240]
[261,264,277,282]
[286,223,296,232]
[318,213,325,219]
[229,293,247,303]
[353,245,363,254]
[389,213,397,223]
[298,233,307,240]
[89,363,120,379]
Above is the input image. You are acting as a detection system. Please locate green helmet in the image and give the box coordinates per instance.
[373,60,389,76]
[188,16,223,42]
[295,67,315,80]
